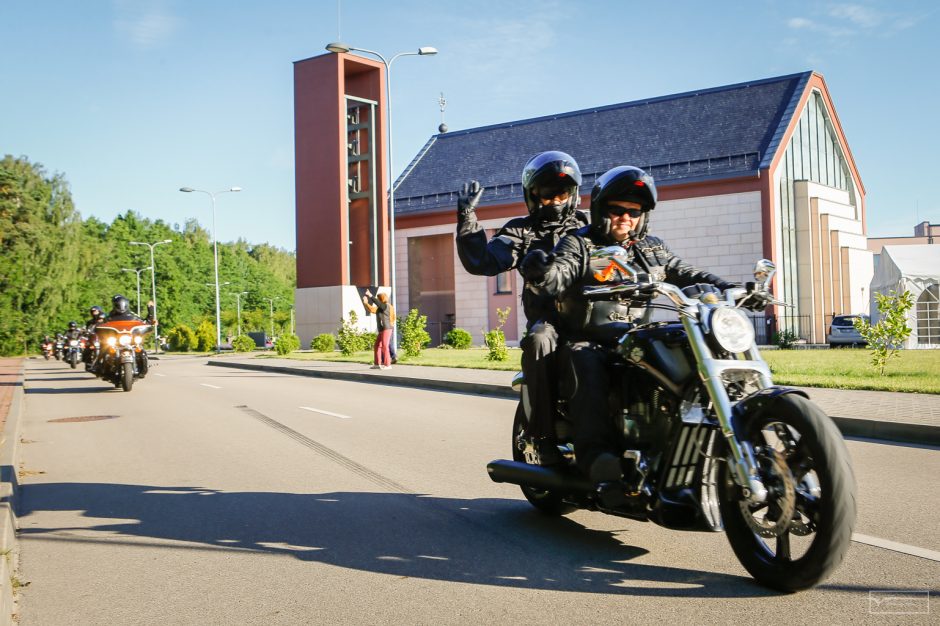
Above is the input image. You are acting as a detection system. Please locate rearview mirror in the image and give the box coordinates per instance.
[589,246,639,283]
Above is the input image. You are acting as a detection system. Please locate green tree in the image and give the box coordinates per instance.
[399,308,431,359]
[854,290,915,375]
[483,307,511,361]
[195,319,217,352]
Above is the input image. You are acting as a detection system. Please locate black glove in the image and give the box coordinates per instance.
[520,249,551,284]
[457,180,483,216]
[740,289,774,311]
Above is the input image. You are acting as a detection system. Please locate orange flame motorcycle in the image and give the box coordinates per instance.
[93,320,152,391]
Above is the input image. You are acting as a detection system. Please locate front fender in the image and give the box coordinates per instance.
[730,386,809,435]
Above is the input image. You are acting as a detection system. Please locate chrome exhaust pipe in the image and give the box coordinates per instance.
[486,459,593,493]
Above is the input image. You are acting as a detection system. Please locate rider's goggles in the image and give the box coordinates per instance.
[606,206,643,218]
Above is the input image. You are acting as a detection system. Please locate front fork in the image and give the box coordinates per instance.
[681,315,771,504]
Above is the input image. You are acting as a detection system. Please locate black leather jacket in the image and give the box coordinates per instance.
[529,226,737,342]
[456,209,588,327]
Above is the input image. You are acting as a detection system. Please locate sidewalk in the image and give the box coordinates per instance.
[0,358,24,625]
[207,356,940,447]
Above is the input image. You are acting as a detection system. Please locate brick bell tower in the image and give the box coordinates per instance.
[293,52,390,346]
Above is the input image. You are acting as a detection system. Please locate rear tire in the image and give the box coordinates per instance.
[719,394,856,591]
[512,402,574,516]
[121,362,134,392]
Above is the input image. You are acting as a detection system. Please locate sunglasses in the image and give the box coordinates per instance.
[607,206,643,218]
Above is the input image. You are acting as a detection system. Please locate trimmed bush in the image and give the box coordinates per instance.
[167,324,196,352]
[195,320,217,352]
[443,327,472,349]
[232,335,255,352]
[311,333,335,352]
[274,334,301,355]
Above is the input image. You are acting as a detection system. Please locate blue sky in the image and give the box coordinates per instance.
[2,1,937,251]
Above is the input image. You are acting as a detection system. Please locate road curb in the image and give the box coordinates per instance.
[207,360,940,446]
[0,360,24,626]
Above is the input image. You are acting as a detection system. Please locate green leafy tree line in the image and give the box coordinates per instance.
[1,155,296,354]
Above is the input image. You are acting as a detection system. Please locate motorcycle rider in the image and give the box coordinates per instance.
[456,150,588,463]
[521,165,758,504]
[91,295,155,375]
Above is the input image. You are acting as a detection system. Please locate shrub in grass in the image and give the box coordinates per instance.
[444,327,473,349]
[311,333,336,352]
[232,335,256,352]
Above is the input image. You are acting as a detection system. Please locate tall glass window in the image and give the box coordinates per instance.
[917,284,940,345]
[775,90,857,337]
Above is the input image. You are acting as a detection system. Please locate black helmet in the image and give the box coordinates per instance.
[521,150,582,221]
[68,321,78,331]
[89,305,102,317]
[589,166,657,240]
[112,295,130,315]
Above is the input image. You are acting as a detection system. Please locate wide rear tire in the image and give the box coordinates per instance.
[719,394,856,592]
[121,362,134,392]
[512,402,574,516]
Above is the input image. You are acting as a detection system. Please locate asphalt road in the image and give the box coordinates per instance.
[15,357,940,624]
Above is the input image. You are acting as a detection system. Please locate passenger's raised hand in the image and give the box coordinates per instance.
[457,180,483,216]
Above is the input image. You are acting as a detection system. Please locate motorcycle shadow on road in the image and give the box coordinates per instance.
[16,482,809,598]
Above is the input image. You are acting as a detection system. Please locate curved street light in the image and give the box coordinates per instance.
[121,266,152,316]
[325,42,437,349]
[180,186,242,352]
[129,239,172,353]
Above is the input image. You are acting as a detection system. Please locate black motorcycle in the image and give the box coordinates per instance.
[63,335,82,369]
[487,253,856,592]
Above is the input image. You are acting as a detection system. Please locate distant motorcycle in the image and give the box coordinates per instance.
[93,320,152,391]
[41,339,54,360]
[487,255,857,592]
[63,337,81,368]
[53,335,64,360]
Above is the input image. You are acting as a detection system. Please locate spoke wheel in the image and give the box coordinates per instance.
[512,402,573,516]
[718,394,856,591]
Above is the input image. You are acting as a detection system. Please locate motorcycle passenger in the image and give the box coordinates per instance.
[456,150,588,464]
[520,165,739,503]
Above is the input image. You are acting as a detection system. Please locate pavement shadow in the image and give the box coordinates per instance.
[24,386,116,395]
[17,482,775,598]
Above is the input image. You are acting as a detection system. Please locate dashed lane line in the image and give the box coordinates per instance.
[300,406,351,420]
[200,383,222,389]
[852,533,940,562]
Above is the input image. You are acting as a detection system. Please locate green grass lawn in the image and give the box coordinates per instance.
[267,346,940,394]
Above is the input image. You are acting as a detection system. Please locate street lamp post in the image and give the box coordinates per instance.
[121,266,152,316]
[180,186,242,352]
[264,296,281,340]
[325,42,437,350]
[233,291,249,338]
[129,239,172,353]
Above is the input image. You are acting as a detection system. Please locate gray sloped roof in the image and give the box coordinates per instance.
[394,71,811,215]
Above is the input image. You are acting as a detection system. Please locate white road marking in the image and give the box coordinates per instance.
[154,373,166,377]
[200,383,222,389]
[300,406,351,420]
[852,533,940,562]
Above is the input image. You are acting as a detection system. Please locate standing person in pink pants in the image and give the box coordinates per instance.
[362,290,395,369]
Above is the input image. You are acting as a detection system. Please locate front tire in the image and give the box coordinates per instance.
[512,402,573,516]
[718,394,856,592]
[121,362,134,392]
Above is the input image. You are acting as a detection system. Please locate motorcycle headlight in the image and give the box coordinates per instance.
[134,336,143,344]
[69,340,78,346]
[106,337,117,347]
[118,335,132,346]
[708,307,755,354]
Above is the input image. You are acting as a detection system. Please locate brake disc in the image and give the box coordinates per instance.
[738,448,796,538]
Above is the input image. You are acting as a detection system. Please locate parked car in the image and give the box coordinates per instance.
[827,314,869,347]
